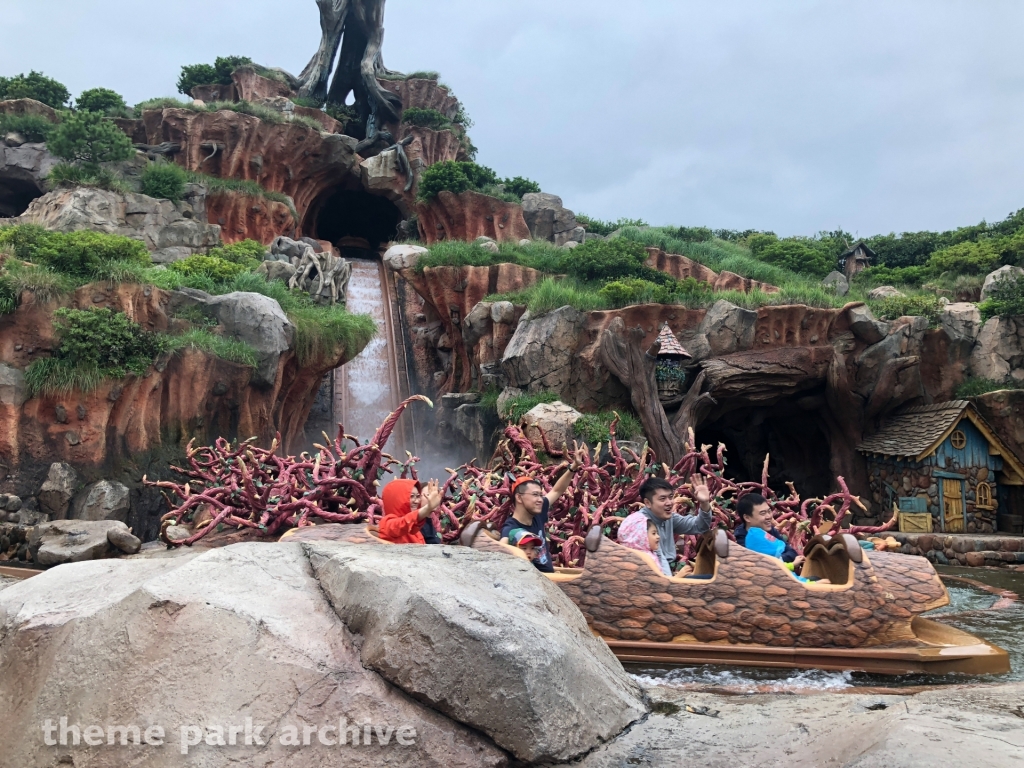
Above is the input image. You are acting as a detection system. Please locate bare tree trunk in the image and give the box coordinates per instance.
[297,0,350,102]
[670,370,716,448]
[600,317,686,465]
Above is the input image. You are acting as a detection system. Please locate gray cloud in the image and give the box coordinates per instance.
[2,0,1021,236]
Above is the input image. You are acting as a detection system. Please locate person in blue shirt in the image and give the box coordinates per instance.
[733,493,804,569]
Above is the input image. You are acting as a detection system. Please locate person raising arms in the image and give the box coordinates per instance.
[500,445,586,573]
[378,478,442,544]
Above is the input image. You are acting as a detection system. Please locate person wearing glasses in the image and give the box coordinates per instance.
[500,445,586,573]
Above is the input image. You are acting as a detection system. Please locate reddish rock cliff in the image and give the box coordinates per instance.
[416,190,532,244]
[205,191,297,244]
[646,248,780,294]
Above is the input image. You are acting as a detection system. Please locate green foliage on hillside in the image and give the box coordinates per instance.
[868,294,944,325]
[574,411,644,444]
[47,111,134,171]
[980,272,1024,320]
[417,161,540,203]
[76,88,128,115]
[176,56,252,96]
[0,71,70,107]
[576,214,649,237]
[141,161,189,201]
[0,113,55,143]
[402,107,451,131]
[26,307,168,396]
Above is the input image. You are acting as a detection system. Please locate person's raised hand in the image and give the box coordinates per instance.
[570,441,587,471]
[690,473,712,510]
[422,479,442,512]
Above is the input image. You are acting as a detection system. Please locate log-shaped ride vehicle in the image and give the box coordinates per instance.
[283,523,1008,676]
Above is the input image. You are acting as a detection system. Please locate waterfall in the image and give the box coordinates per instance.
[334,258,405,447]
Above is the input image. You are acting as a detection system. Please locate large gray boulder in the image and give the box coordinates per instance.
[521,192,580,246]
[940,302,983,347]
[27,518,140,565]
[0,541,643,766]
[522,401,583,449]
[981,264,1024,301]
[970,316,1024,382]
[383,243,428,271]
[169,290,295,386]
[694,300,758,357]
[822,270,849,297]
[36,461,78,519]
[18,186,221,263]
[306,541,646,763]
[502,306,585,394]
[71,479,131,523]
[847,305,888,345]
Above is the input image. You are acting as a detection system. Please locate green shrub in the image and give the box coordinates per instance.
[0,71,69,108]
[574,411,644,444]
[666,226,714,242]
[140,161,188,201]
[598,278,672,307]
[418,160,471,200]
[26,307,168,396]
[755,239,834,278]
[168,254,251,282]
[45,163,129,193]
[76,87,127,114]
[176,56,252,96]
[853,264,930,287]
[413,239,565,274]
[47,111,134,171]
[576,214,649,237]
[745,233,779,256]
[488,278,609,315]
[135,97,194,113]
[0,113,55,142]
[927,240,1001,275]
[208,239,267,265]
[955,377,1024,399]
[979,272,1024,320]
[503,176,541,198]
[561,238,649,282]
[869,293,943,325]
[460,162,498,189]
[498,390,559,422]
[401,107,451,130]
[0,227,149,279]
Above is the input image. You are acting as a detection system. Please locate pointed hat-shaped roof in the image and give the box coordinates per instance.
[655,324,690,357]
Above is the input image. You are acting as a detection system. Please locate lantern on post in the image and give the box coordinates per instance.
[654,324,691,406]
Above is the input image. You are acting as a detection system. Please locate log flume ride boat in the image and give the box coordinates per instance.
[283,523,1009,676]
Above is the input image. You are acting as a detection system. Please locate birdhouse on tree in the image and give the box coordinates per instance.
[654,324,691,406]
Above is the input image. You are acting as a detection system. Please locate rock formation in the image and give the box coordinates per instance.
[19,186,221,263]
[0,539,647,766]
[416,190,532,244]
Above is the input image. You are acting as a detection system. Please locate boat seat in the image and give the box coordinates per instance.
[692,529,729,577]
[801,533,861,585]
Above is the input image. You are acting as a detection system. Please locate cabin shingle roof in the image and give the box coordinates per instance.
[857,401,970,458]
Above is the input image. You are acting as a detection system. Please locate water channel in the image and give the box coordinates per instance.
[631,567,1024,692]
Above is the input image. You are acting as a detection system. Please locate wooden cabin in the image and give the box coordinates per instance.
[857,400,1024,534]
[839,242,875,281]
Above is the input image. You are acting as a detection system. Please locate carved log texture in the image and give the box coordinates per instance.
[555,537,946,648]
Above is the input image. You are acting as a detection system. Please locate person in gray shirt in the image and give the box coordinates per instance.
[640,476,714,572]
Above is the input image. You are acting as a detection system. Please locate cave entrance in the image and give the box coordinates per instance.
[694,395,833,500]
[304,186,403,255]
[0,176,45,218]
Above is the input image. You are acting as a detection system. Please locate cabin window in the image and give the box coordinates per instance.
[977,481,993,509]
[950,430,967,450]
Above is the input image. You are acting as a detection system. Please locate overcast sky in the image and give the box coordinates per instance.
[2,0,1022,237]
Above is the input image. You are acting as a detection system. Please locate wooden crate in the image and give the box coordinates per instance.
[899,512,933,533]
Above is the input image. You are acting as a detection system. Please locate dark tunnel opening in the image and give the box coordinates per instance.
[0,176,45,218]
[306,188,403,253]
[694,395,834,502]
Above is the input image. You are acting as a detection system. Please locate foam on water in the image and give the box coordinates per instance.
[631,666,854,693]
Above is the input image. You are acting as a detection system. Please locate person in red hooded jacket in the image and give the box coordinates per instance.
[378,478,442,544]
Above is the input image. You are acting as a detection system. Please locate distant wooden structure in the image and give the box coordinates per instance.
[839,242,875,281]
[857,400,1024,534]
